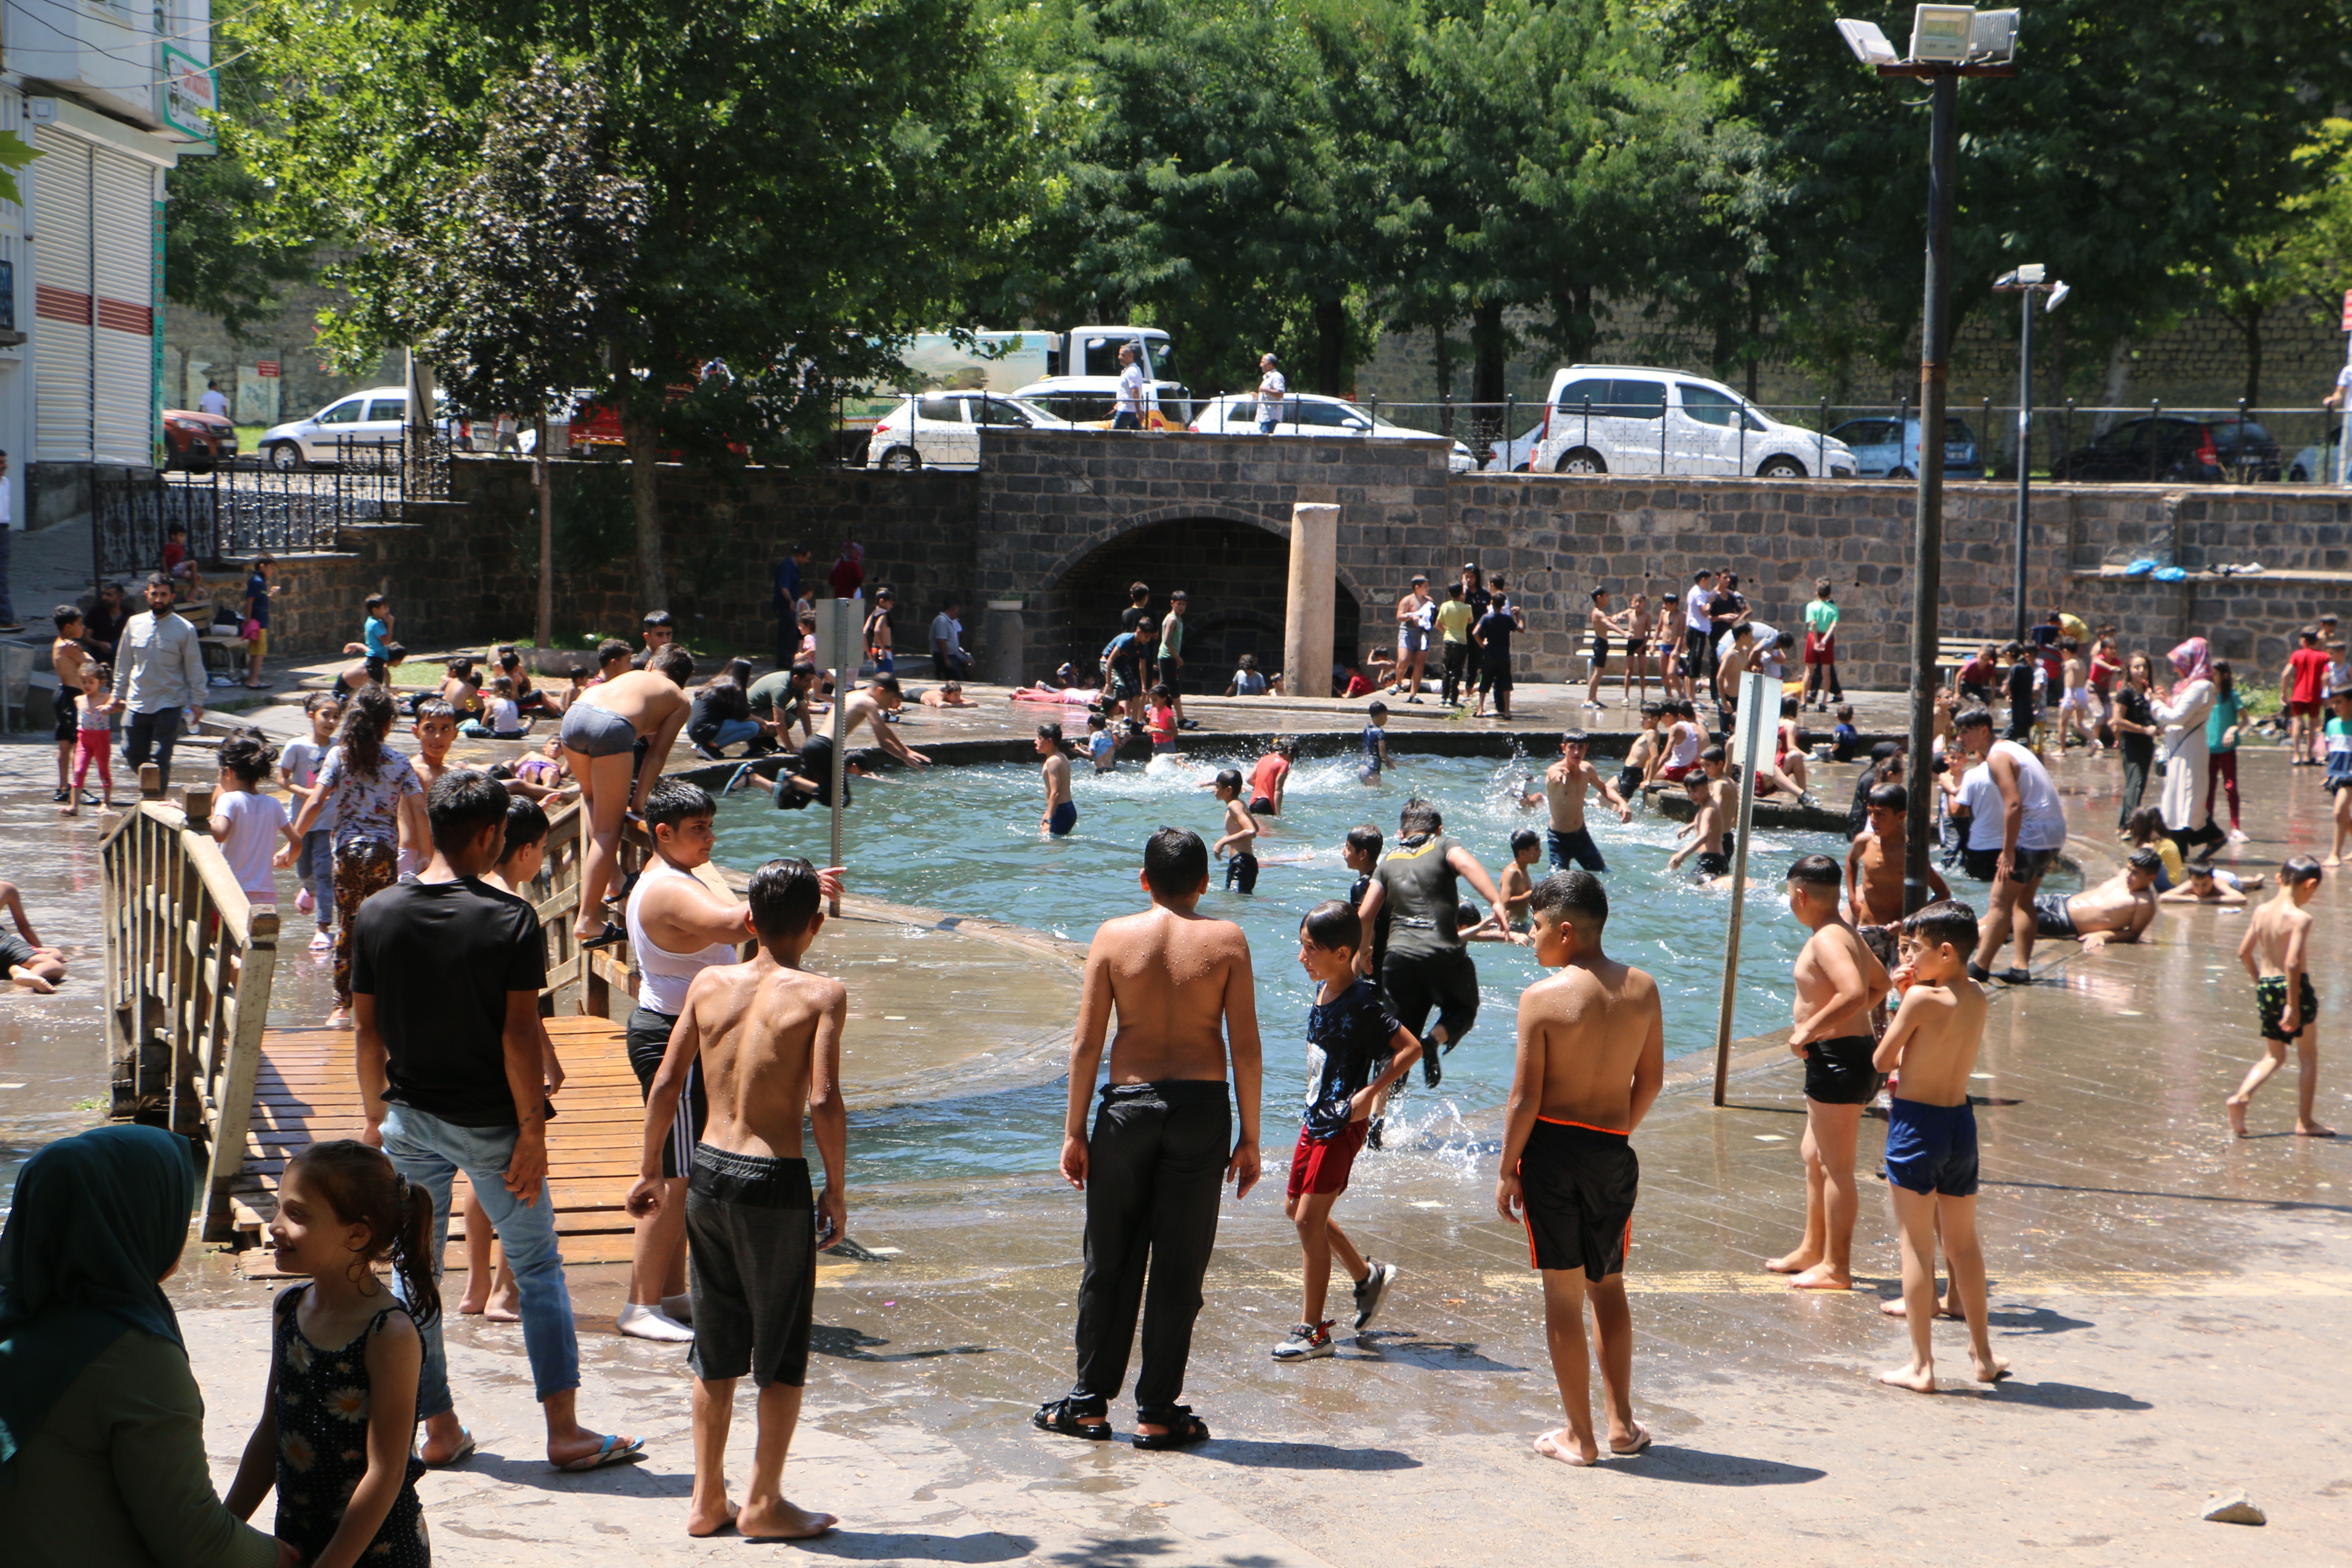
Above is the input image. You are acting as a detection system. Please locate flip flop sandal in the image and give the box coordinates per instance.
[578,922,628,951]
[425,1427,477,1468]
[1132,1405,1210,1451]
[1609,1424,1654,1457]
[554,1433,645,1472]
[1030,1396,1112,1440]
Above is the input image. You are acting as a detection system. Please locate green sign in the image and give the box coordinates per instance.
[158,46,218,145]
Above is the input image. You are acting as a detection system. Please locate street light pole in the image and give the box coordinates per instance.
[2012,286,2032,644]
[1902,72,1958,918]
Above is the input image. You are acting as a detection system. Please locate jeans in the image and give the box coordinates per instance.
[0,521,14,625]
[379,1103,580,1415]
[932,650,969,681]
[1441,642,1467,706]
[296,829,334,925]
[1070,1081,1230,1412]
[709,718,761,750]
[122,706,185,788]
[2117,738,2154,829]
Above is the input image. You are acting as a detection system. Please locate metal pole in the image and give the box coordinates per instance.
[1902,71,1958,918]
[1711,668,1770,1105]
[828,617,848,918]
[2012,288,2033,643]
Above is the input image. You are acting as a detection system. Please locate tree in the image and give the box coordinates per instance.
[162,57,315,340]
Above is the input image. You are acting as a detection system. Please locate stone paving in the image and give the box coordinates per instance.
[3,721,2349,1563]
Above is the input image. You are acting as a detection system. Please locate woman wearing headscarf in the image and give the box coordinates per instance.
[2153,636,2219,852]
[0,1125,289,1568]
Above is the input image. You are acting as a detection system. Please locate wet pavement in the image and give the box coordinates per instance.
[2,723,2348,1563]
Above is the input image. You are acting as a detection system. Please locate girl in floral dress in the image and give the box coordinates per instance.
[227,1140,435,1566]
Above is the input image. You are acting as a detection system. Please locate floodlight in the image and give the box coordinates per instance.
[1836,18,1899,65]
[2046,281,2070,312]
[1910,5,1976,63]
[1969,8,2019,62]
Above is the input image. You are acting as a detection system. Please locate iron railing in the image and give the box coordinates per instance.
[94,437,446,578]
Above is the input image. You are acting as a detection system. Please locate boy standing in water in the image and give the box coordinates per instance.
[1873,900,2009,1392]
[1032,828,1262,1450]
[1496,870,1664,1464]
[2226,856,2328,1137]
[1273,900,1420,1361]
[628,858,846,1540]
[1360,701,1390,784]
[1766,855,1891,1292]
[1212,769,1259,891]
[1037,723,1076,836]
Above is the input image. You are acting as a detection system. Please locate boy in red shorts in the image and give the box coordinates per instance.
[1274,900,1423,1361]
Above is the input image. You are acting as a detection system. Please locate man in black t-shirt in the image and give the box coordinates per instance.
[1458,563,1491,690]
[1472,575,1523,719]
[1356,799,1517,1087]
[359,769,643,1474]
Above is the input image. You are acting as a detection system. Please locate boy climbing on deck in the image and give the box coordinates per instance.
[1213,769,1259,892]
[2226,855,2329,1138]
[1273,900,1421,1361]
[627,858,847,1541]
[1496,870,1664,1464]
[1872,899,2009,1392]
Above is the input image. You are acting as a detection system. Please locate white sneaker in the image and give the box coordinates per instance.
[309,930,334,952]
[616,1303,697,1343]
[2227,828,2251,844]
[1271,1320,1335,1360]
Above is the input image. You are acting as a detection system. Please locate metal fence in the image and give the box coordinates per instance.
[95,438,432,579]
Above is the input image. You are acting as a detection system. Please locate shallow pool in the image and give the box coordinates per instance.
[714,744,1938,1183]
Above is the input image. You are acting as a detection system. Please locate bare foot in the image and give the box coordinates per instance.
[2327,856,2344,869]
[1879,1296,1963,1320]
[456,1291,489,1317]
[1763,1248,1821,1275]
[686,1496,736,1538]
[1788,1263,1854,1291]
[2224,1096,2250,1138]
[485,1299,522,1323]
[1877,1363,1937,1393]
[1972,1351,2012,1383]
[1533,1428,1600,1466]
[58,805,77,817]
[2295,1121,2337,1138]
[12,974,58,995]
[737,1498,836,1540]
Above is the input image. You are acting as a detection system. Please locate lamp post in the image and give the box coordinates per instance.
[1992,265,2067,643]
[1837,6,2017,916]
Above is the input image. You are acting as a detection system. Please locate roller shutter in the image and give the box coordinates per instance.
[92,149,155,464]
[33,127,93,462]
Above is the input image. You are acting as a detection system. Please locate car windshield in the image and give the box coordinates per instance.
[1014,398,1058,424]
[1144,339,1179,383]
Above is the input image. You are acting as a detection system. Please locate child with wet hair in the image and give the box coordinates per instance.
[208,732,296,911]
[1213,769,1258,891]
[227,1138,437,1566]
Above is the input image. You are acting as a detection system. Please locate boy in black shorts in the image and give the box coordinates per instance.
[1765,854,1891,1291]
[1273,901,1422,1360]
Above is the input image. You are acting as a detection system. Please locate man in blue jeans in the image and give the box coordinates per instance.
[110,575,206,787]
[357,767,643,1472]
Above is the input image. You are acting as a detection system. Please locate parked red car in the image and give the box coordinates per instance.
[161,409,239,471]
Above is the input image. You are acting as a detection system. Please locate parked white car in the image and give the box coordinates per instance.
[259,387,475,469]
[1189,392,1477,472]
[865,392,1076,470]
[1530,366,1855,479]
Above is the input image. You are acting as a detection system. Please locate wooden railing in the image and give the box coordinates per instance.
[534,797,742,1015]
[100,775,279,1239]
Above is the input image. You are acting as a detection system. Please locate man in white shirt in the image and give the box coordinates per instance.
[1681,571,1717,690]
[930,599,969,681]
[110,573,208,788]
[1112,344,1149,431]
[198,381,231,418]
[1950,706,2070,984]
[1256,353,1289,433]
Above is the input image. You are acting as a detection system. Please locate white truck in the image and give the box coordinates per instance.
[842,326,1191,436]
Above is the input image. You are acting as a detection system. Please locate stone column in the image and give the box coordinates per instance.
[1283,502,1339,701]
[986,600,1026,688]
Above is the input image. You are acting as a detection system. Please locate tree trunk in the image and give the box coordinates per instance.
[1433,322,1453,436]
[1469,301,1509,454]
[2240,300,2263,408]
[622,403,666,611]
[534,414,553,649]
[1314,298,1347,395]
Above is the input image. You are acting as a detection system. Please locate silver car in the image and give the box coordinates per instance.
[865,392,1075,470]
[1189,392,1476,472]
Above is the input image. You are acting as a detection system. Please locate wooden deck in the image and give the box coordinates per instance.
[230,1014,648,1276]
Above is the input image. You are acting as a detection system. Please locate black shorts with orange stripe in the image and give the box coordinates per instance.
[1518,1118,1638,1281]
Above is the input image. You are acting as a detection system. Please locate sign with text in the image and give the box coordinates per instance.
[809,597,863,674]
[257,361,279,378]
[158,46,219,145]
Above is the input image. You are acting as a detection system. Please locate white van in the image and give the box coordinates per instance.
[259,386,413,470]
[1013,327,1191,428]
[1529,366,1855,479]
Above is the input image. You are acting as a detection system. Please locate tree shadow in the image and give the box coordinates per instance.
[1188,1437,1421,1472]
[1624,1445,1828,1486]
[812,1324,991,1363]
[798,1530,1038,1562]
[1042,1541,1292,1567]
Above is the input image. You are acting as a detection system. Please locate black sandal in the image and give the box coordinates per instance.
[1132,1404,1210,1451]
[579,922,627,951]
[1031,1396,1112,1440]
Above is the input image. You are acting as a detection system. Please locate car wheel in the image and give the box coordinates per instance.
[1887,466,1912,481]
[2290,463,2310,483]
[266,442,303,472]
[1758,456,1807,480]
[1555,447,1606,476]
[879,447,919,472]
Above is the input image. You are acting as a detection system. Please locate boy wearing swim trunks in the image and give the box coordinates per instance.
[1496,870,1664,1465]
[1273,901,1422,1360]
[627,858,846,1541]
[2226,855,2328,1138]
[1766,855,1892,1292]
[1667,772,1730,880]
[1037,723,1076,837]
[1872,900,2008,1391]
[1212,769,1259,891]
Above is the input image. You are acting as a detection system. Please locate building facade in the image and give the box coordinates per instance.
[3,0,213,530]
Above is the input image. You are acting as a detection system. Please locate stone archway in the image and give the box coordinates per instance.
[1041,516,1363,690]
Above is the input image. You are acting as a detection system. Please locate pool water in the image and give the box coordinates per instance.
[711,746,1955,1185]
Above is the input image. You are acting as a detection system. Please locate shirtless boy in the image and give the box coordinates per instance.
[1765,855,1891,1291]
[560,645,695,946]
[1495,870,1665,1465]
[1666,770,1730,881]
[1619,591,1653,705]
[410,698,459,789]
[839,675,933,769]
[2225,856,2329,1138]
[1583,588,1628,710]
[0,878,66,992]
[1873,900,2008,1391]
[1038,723,1076,837]
[2054,639,2095,748]
[2160,862,2249,906]
[1846,784,1948,928]
[2032,851,2160,948]
[1521,730,1632,874]
[628,858,845,1540]
[51,606,92,802]
[1032,828,1263,1449]
[1618,704,1663,800]
[1465,830,1542,937]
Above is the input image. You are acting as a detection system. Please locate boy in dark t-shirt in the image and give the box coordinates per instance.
[1473,578,1524,720]
[1274,900,1422,1363]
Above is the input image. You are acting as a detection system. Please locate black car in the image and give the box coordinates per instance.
[2049,416,2281,484]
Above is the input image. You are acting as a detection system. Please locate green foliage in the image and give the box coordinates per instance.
[162,50,317,340]
[0,132,36,211]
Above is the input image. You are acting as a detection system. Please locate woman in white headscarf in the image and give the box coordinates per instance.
[2154,636,2217,847]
